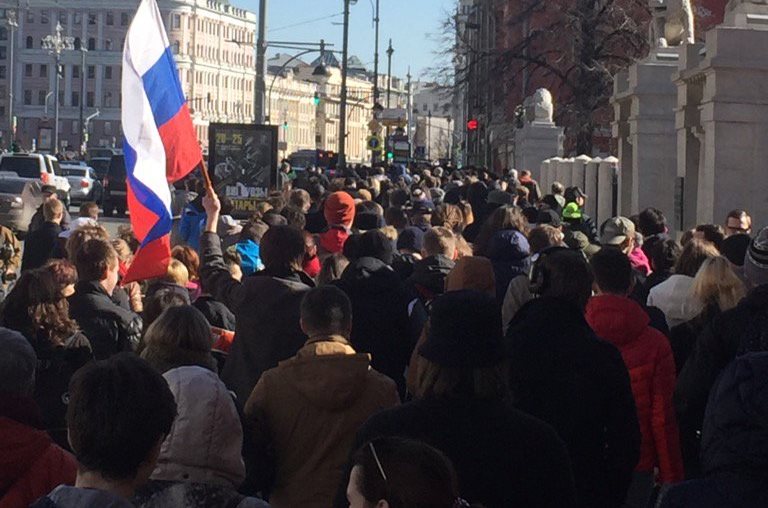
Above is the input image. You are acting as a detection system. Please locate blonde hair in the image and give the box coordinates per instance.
[379,225,398,242]
[423,227,456,258]
[691,256,746,312]
[66,224,110,261]
[164,259,190,286]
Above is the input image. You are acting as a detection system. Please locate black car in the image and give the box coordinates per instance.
[102,155,127,216]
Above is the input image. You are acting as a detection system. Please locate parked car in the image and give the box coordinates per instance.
[0,177,44,234]
[102,154,127,216]
[60,164,103,204]
[88,147,123,160]
[87,157,112,179]
[0,153,71,207]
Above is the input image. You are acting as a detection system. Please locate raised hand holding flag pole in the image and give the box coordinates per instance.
[121,0,213,283]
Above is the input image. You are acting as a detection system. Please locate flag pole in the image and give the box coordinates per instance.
[199,159,214,194]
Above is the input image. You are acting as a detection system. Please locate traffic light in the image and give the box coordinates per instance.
[467,119,479,131]
[313,92,320,106]
[386,151,394,160]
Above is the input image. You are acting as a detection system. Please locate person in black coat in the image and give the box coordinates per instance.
[67,239,142,361]
[345,290,576,508]
[27,184,71,234]
[661,353,768,508]
[406,227,456,306]
[505,248,640,508]
[21,199,64,272]
[200,194,312,404]
[333,230,426,397]
[675,229,768,480]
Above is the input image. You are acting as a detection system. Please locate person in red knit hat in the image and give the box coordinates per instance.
[317,191,356,260]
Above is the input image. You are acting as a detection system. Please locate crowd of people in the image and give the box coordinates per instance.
[0,162,766,508]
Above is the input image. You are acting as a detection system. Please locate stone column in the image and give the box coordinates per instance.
[514,122,564,179]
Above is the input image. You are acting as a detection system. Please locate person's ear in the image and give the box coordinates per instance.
[299,318,308,336]
[375,501,390,508]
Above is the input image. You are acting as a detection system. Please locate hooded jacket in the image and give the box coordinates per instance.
[647,275,702,328]
[485,229,530,302]
[661,353,768,507]
[245,337,399,508]
[586,294,684,483]
[406,254,455,305]
[180,202,206,252]
[0,413,76,508]
[133,366,268,508]
[235,239,264,276]
[201,232,312,404]
[506,297,640,508]
[333,257,425,396]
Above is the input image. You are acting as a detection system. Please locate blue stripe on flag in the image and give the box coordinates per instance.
[124,141,172,246]
[141,46,186,128]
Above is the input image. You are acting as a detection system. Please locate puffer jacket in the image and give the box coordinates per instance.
[485,229,530,302]
[586,294,684,483]
[133,366,269,508]
[244,336,399,508]
[0,415,76,508]
[661,353,768,507]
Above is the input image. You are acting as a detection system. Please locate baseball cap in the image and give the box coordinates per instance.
[600,217,635,246]
[564,186,587,203]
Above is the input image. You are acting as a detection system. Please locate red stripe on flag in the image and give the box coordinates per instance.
[158,103,202,183]
[122,234,171,284]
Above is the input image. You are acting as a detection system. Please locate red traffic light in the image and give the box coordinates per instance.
[467,119,479,131]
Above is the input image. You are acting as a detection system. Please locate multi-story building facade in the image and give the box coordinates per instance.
[1,0,255,153]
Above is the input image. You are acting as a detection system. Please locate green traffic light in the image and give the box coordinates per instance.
[386,151,394,159]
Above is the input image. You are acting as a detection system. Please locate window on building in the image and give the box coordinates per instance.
[73,65,80,78]
[25,36,33,49]
[172,14,181,29]
[87,66,95,79]
[41,10,49,23]
[74,12,81,25]
[39,64,47,78]
[38,90,46,105]
[105,66,112,79]
[72,120,78,132]
[86,91,94,107]
[23,90,31,105]
[104,121,112,135]
[58,11,66,25]
[0,27,7,41]
[26,11,33,23]
[0,47,5,60]
[71,92,79,106]
[87,38,95,50]
[88,13,96,25]
[105,39,112,51]
[172,41,180,54]
[24,64,31,77]
[104,92,112,107]
[106,12,114,25]
[121,12,129,26]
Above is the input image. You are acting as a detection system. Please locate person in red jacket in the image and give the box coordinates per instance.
[586,248,683,506]
[317,191,356,258]
[0,327,76,508]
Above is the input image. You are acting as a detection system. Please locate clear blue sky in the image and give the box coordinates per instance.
[230,0,454,80]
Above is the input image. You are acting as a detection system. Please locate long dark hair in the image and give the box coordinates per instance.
[2,269,78,346]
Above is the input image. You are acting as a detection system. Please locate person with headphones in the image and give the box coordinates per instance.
[505,248,641,508]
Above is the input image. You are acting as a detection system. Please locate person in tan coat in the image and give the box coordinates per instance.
[244,285,399,508]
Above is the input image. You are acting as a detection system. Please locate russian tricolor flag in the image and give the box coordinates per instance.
[121,0,201,283]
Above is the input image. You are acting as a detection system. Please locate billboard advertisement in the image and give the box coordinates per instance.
[208,123,278,215]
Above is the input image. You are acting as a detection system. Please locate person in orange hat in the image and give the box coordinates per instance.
[317,191,356,260]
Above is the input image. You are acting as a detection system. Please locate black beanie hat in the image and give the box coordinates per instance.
[419,290,505,368]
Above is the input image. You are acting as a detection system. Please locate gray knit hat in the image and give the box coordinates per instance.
[0,327,36,394]
[745,227,768,288]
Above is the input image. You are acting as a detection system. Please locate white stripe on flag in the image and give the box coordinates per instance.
[126,0,171,77]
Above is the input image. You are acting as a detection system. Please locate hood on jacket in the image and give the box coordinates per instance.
[586,294,650,346]
[236,239,264,276]
[340,256,401,294]
[702,352,768,476]
[487,230,530,265]
[277,338,372,411]
[505,297,594,355]
[409,255,455,296]
[0,416,51,493]
[319,227,350,255]
[152,366,245,488]
[647,274,702,326]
